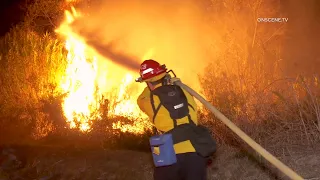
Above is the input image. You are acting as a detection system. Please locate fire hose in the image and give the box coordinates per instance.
[172,80,304,180]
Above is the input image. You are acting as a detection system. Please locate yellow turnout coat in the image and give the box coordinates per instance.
[137,85,198,154]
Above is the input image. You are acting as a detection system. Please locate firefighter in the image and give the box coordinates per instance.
[136,59,214,180]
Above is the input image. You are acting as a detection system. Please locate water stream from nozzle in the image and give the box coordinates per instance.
[70,20,141,71]
[85,38,141,71]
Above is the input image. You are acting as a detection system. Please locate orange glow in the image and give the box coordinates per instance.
[55,0,211,133]
[56,6,150,133]
[65,0,79,3]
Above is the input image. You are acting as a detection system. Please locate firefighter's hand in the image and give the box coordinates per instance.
[170,77,181,84]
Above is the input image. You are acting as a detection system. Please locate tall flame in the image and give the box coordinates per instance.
[56,6,150,133]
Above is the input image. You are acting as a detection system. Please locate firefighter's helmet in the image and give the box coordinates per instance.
[137,59,167,82]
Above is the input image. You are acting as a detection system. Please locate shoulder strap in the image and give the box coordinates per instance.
[150,91,178,128]
[187,114,196,126]
[188,103,195,111]
[150,86,197,129]
[150,92,162,124]
[182,89,195,111]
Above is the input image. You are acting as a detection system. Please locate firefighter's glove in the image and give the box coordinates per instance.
[170,77,181,85]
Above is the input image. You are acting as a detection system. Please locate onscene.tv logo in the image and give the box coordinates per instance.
[257,18,289,23]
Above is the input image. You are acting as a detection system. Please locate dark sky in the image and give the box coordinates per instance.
[0,0,26,36]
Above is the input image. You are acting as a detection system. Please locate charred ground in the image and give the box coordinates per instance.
[1,142,320,180]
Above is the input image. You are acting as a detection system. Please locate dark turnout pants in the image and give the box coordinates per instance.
[153,152,207,180]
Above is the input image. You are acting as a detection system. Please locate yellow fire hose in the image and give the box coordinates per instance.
[174,81,304,180]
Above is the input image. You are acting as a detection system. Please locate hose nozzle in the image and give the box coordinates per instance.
[135,77,143,83]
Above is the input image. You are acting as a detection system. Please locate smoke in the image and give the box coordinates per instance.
[281,0,320,77]
[69,0,212,90]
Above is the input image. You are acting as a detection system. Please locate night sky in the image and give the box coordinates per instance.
[0,0,26,36]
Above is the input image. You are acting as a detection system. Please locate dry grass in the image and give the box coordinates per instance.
[0,24,68,144]
[199,62,320,152]
[0,145,154,180]
[1,143,319,180]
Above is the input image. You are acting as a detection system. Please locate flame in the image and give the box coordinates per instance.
[142,48,154,60]
[56,6,150,134]
[66,0,79,3]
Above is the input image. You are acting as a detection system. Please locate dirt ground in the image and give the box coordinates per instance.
[1,143,320,180]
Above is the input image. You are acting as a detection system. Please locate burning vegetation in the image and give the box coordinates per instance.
[0,0,318,145]
[55,6,149,133]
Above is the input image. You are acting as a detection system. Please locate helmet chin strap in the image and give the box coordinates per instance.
[146,82,155,91]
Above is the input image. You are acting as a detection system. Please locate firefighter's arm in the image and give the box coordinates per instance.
[137,87,154,120]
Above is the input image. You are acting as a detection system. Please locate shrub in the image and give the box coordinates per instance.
[0,25,68,143]
[199,60,320,152]
[196,0,320,152]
